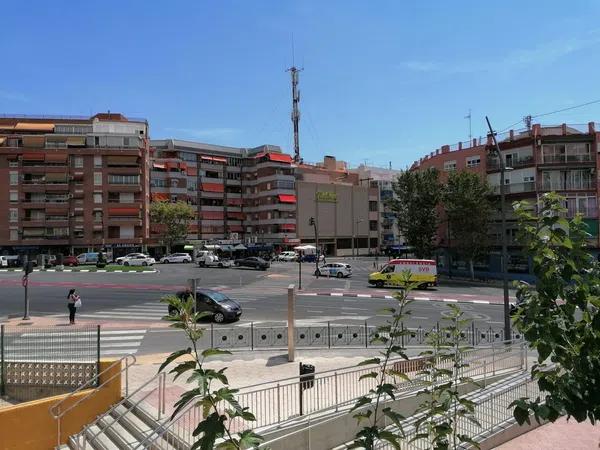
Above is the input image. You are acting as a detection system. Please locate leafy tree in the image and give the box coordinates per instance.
[350,271,417,449]
[390,168,442,259]
[412,304,480,449]
[159,294,263,449]
[150,201,195,254]
[443,171,493,280]
[510,192,600,426]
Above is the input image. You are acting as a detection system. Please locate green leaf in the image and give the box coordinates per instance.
[158,347,191,373]
[359,372,379,381]
[351,396,372,412]
[169,360,197,381]
[191,412,227,450]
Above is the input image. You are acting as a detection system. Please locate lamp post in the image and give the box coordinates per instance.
[486,116,511,343]
[309,217,319,275]
[352,218,363,259]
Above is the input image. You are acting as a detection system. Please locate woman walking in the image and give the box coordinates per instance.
[67,289,80,324]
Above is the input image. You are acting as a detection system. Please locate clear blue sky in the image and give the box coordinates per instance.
[3,1,600,168]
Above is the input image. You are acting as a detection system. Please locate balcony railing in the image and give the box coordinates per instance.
[539,180,596,191]
[487,155,534,170]
[540,154,593,164]
[491,182,536,195]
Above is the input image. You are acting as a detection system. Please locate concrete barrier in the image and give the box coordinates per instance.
[0,359,121,450]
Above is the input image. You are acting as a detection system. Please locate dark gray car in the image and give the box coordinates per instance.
[234,257,270,270]
[169,289,242,323]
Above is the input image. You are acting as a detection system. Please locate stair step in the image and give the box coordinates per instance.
[55,444,70,450]
[99,415,142,448]
[84,424,121,450]
[112,404,158,442]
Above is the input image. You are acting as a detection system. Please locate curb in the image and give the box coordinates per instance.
[0,269,157,274]
[297,291,495,305]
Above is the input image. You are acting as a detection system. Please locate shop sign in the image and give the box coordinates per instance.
[316,191,337,203]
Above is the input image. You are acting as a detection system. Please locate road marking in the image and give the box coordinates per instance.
[472,300,490,304]
[23,330,146,337]
[307,310,324,313]
[384,295,394,299]
[356,294,371,298]
[341,312,358,315]
[342,306,369,311]
[80,269,89,272]
[413,316,429,320]
[331,293,344,297]
[414,297,430,301]
[488,321,504,324]
[298,293,318,296]
[443,299,458,302]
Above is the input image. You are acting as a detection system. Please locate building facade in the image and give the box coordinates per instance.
[412,122,600,278]
[149,140,297,250]
[296,156,374,256]
[0,113,150,257]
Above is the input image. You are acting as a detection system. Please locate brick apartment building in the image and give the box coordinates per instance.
[412,122,600,277]
[0,113,150,258]
[149,139,297,252]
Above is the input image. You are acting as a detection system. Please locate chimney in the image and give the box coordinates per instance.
[323,155,337,171]
[441,145,450,154]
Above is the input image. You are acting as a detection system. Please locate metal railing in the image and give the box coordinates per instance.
[136,342,525,449]
[49,354,136,448]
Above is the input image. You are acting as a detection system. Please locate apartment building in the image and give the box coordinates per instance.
[352,164,404,250]
[149,140,297,250]
[0,113,150,257]
[412,121,600,276]
[296,156,373,256]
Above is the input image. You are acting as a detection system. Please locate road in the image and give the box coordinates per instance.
[0,258,517,356]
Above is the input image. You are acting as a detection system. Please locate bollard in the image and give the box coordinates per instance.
[288,284,295,362]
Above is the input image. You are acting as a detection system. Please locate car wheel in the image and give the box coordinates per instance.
[218,263,223,268]
[314,270,321,276]
[235,262,240,266]
[142,262,148,266]
[117,261,122,265]
[375,280,384,288]
[124,262,130,266]
[184,259,190,263]
[214,312,225,323]
[336,272,343,278]
[418,283,428,290]
[163,259,169,264]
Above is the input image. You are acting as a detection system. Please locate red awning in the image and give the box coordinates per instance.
[153,162,166,170]
[201,155,227,164]
[278,194,297,204]
[179,162,188,171]
[202,183,224,193]
[227,212,245,220]
[45,153,68,163]
[151,193,170,201]
[227,198,242,206]
[229,225,244,232]
[108,208,140,216]
[186,166,198,176]
[22,153,45,161]
[202,211,224,220]
[267,153,293,163]
[280,223,296,231]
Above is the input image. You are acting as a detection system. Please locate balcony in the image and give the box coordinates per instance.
[539,180,596,192]
[491,182,536,195]
[487,155,534,170]
[539,154,593,165]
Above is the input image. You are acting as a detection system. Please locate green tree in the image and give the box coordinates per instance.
[150,201,195,254]
[390,168,442,259]
[510,192,600,425]
[159,294,263,449]
[443,171,493,280]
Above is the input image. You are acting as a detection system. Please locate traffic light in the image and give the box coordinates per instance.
[24,261,34,275]
[309,217,315,226]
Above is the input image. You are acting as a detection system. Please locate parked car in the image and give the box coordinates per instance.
[160,253,192,264]
[0,255,20,267]
[315,262,352,278]
[275,251,298,262]
[234,257,270,270]
[61,255,79,267]
[123,255,156,266]
[197,251,232,268]
[300,253,325,263]
[168,289,242,323]
[115,253,146,265]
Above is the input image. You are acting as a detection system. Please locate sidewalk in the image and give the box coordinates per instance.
[0,314,169,329]
[494,416,600,449]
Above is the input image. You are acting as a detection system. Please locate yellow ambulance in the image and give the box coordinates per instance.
[368,259,438,289]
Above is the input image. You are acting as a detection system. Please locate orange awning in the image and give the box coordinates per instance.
[22,153,45,161]
[227,212,245,220]
[151,193,170,201]
[266,153,293,163]
[153,162,166,170]
[0,137,6,146]
[280,223,296,231]
[202,183,224,193]
[278,194,297,203]
[22,136,45,148]
[108,208,140,216]
[186,166,198,176]
[66,136,86,146]
[201,155,227,164]
[14,122,55,131]
[45,153,68,163]
[179,162,188,171]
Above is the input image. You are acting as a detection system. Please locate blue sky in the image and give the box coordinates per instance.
[3,1,600,169]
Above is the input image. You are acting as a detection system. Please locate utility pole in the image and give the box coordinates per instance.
[486,116,511,343]
[287,66,303,163]
[523,115,532,131]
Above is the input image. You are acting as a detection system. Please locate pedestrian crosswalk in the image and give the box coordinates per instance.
[77,302,167,322]
[4,329,147,360]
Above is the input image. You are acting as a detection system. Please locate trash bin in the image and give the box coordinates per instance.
[299,363,315,389]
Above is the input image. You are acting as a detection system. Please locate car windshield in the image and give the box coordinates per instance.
[206,292,231,303]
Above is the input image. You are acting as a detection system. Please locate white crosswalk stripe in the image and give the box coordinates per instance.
[5,329,147,359]
[77,302,166,322]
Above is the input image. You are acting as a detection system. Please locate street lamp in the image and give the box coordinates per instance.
[486,116,512,343]
[309,217,319,275]
[352,218,364,259]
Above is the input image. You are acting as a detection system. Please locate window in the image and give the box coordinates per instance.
[9,208,18,222]
[444,160,457,172]
[94,193,102,204]
[74,156,84,168]
[123,137,130,147]
[9,191,18,202]
[9,171,18,185]
[369,201,378,212]
[523,176,534,182]
[179,152,197,162]
[466,156,481,168]
[9,229,18,241]
[108,174,139,185]
[151,178,167,188]
[94,172,102,186]
[94,155,102,167]
[9,160,18,168]
[369,220,378,231]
